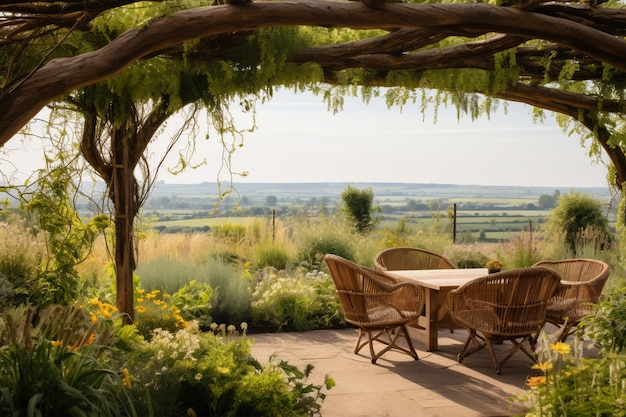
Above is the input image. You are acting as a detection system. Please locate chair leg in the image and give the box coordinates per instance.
[558,323,575,342]
[354,325,419,364]
[354,328,368,355]
[483,337,502,374]
[457,330,487,363]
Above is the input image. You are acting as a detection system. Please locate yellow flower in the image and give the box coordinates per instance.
[549,341,571,355]
[526,376,546,388]
[90,313,97,324]
[122,368,132,388]
[136,297,144,303]
[532,362,554,372]
[187,409,197,417]
[135,306,147,314]
[51,340,62,347]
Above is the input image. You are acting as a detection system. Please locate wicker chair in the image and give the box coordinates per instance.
[448,267,561,374]
[324,254,426,364]
[532,259,611,342]
[374,247,457,272]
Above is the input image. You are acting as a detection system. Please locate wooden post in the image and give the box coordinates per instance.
[453,203,457,244]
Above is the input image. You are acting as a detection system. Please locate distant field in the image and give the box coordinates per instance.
[153,217,249,228]
[142,182,615,241]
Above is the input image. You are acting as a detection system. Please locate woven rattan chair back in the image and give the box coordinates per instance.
[324,254,425,364]
[448,267,561,374]
[374,247,456,272]
[532,258,610,341]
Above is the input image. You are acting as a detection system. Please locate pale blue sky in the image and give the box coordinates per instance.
[156,89,609,188]
[3,89,610,189]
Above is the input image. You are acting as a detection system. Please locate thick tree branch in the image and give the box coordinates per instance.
[2,1,626,145]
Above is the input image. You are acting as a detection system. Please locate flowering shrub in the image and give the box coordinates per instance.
[486,259,502,273]
[125,321,334,417]
[251,268,344,331]
[133,288,187,336]
[513,334,626,416]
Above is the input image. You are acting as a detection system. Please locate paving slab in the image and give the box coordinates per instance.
[250,325,598,417]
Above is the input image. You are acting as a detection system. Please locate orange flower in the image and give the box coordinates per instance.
[526,376,546,388]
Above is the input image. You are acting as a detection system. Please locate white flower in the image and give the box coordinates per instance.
[194,373,203,381]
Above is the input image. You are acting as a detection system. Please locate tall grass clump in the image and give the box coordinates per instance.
[295,218,356,270]
[253,242,291,270]
[496,230,542,268]
[202,257,251,325]
[0,220,45,308]
[444,243,494,268]
[135,257,207,294]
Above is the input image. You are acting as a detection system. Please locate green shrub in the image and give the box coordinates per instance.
[546,191,612,256]
[581,283,626,354]
[254,242,290,270]
[171,280,214,328]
